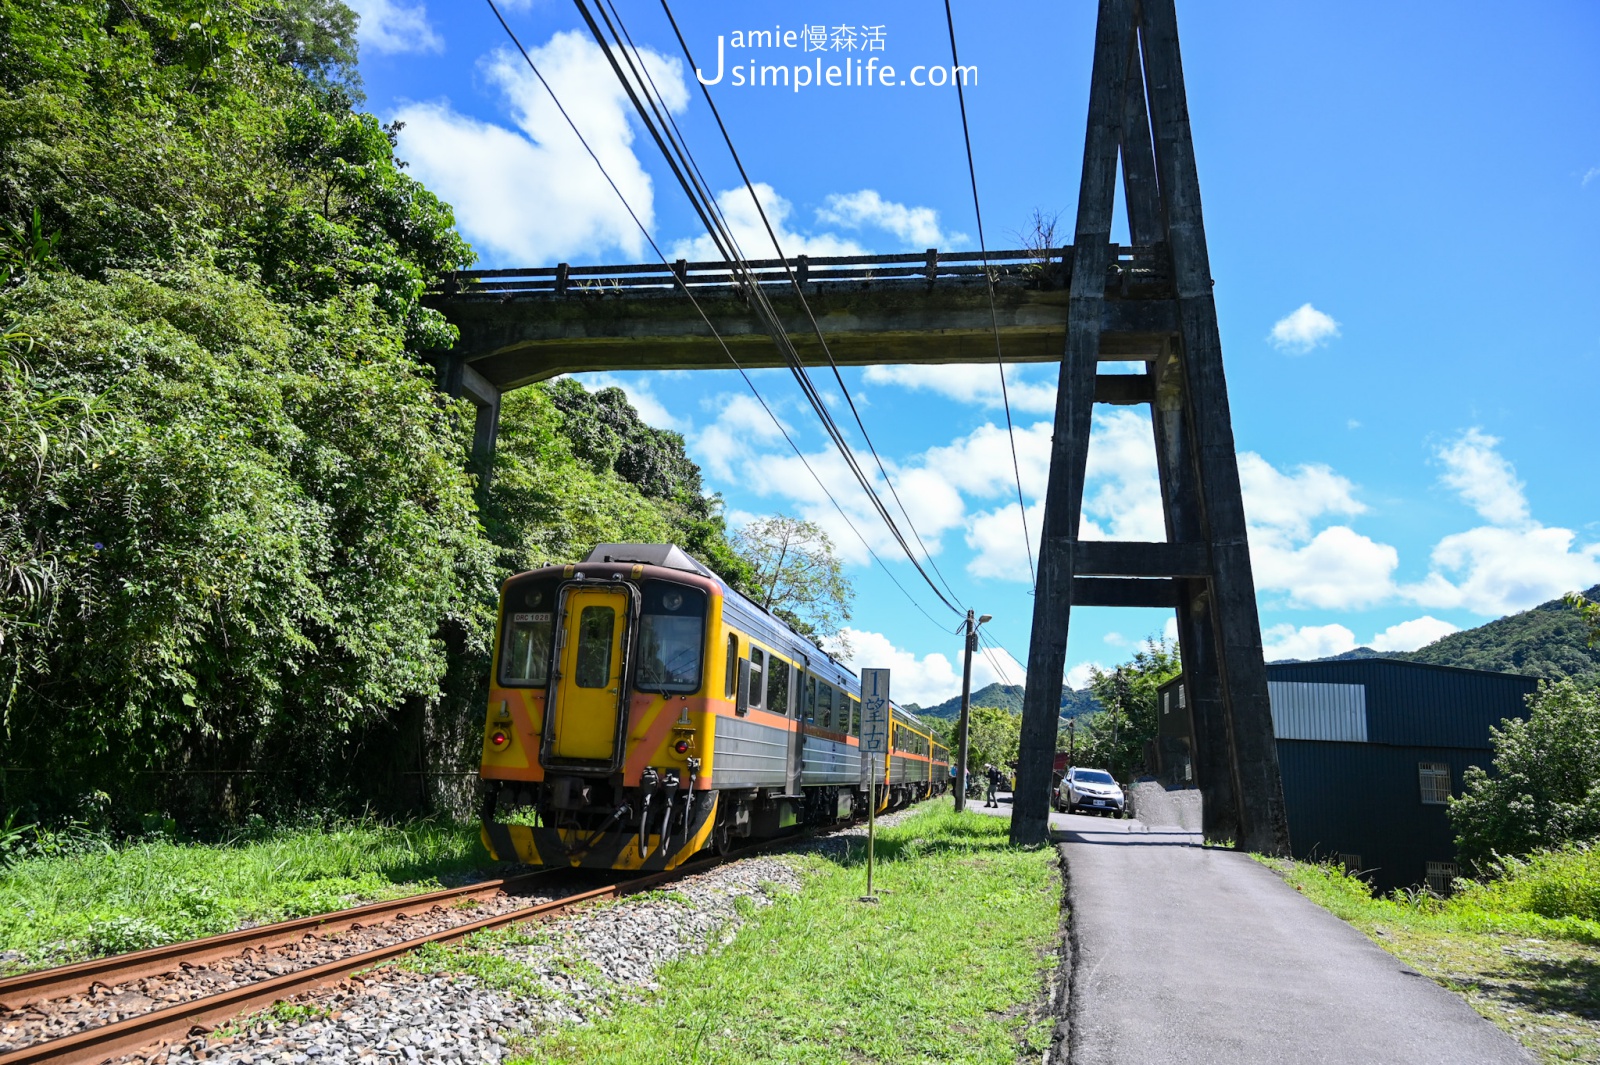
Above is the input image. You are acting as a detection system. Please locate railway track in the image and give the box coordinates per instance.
[0,862,698,1065]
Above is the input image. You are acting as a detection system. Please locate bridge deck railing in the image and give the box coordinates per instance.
[436,245,1170,300]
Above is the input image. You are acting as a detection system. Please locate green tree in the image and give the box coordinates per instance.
[732,516,853,646]
[1076,638,1182,780]
[965,705,1022,775]
[1451,679,1600,873]
[1566,592,1600,647]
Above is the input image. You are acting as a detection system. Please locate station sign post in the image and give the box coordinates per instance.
[860,668,891,903]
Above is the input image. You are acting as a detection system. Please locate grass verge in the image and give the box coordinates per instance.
[0,818,490,970]
[510,806,1062,1065]
[1261,857,1600,1063]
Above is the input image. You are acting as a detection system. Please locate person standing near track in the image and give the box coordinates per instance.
[985,763,1001,808]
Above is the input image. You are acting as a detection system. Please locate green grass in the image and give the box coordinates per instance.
[1261,852,1600,1063]
[511,806,1062,1064]
[0,818,490,969]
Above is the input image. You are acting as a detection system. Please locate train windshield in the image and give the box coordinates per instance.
[499,579,558,686]
[634,581,707,693]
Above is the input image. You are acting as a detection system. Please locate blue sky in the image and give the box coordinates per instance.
[350,0,1600,707]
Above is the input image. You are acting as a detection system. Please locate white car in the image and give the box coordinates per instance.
[1057,767,1126,817]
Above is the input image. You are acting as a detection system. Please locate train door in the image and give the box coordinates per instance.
[543,582,634,767]
[787,656,806,794]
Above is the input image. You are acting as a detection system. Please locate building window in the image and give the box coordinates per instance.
[1425,861,1459,895]
[1418,762,1451,805]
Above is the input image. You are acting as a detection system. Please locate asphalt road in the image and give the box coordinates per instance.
[970,797,1530,1064]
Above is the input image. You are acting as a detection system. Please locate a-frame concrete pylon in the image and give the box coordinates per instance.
[1011,0,1290,855]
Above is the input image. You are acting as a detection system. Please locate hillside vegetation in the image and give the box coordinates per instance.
[1399,585,1600,684]
[0,0,747,830]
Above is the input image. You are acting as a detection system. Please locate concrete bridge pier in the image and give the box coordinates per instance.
[432,353,502,483]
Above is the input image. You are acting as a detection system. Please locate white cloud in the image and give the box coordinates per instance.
[1406,525,1600,616]
[1239,452,1366,539]
[1268,303,1340,353]
[966,499,1045,582]
[348,0,442,55]
[1237,451,1400,609]
[670,183,867,261]
[1262,623,1357,661]
[1163,617,1180,644]
[1405,429,1600,615]
[576,374,684,431]
[830,628,1022,708]
[1436,428,1529,527]
[1065,662,1106,690]
[394,33,688,265]
[1584,166,1600,188]
[1251,526,1400,610]
[1081,409,1166,542]
[861,364,1058,414]
[1369,616,1457,652]
[815,190,966,248]
[691,393,788,480]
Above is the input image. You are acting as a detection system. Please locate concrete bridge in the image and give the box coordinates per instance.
[425,245,1175,460]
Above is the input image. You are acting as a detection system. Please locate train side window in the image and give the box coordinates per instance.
[748,646,766,710]
[767,657,791,715]
[725,634,739,698]
[804,675,816,722]
[849,698,860,736]
[818,683,834,728]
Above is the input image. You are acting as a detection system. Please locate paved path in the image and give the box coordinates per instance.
[968,797,1529,1063]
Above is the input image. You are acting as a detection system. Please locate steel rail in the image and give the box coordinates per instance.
[0,867,685,1065]
[0,870,563,1011]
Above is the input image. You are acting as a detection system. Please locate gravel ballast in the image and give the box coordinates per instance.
[140,808,931,1065]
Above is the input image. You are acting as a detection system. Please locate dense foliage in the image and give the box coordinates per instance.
[1397,585,1600,684]
[1451,679,1600,872]
[731,515,851,644]
[0,0,749,828]
[1076,639,1182,780]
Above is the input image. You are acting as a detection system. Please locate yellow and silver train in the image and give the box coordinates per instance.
[479,543,949,871]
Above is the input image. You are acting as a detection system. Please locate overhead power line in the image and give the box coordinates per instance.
[942,0,1038,591]
[480,0,958,637]
[605,0,970,615]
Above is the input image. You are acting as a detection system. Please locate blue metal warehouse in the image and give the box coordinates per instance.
[1154,659,1538,892]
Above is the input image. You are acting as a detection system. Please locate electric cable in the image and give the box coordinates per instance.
[639,0,971,613]
[943,0,1038,590]
[481,0,957,637]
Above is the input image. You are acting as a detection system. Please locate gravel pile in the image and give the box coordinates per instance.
[145,854,807,1065]
[0,884,568,1055]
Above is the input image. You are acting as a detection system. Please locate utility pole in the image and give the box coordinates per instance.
[954,611,991,814]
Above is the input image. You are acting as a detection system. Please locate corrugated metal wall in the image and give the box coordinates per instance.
[1265,659,1537,747]
[1268,682,1367,741]
[1276,740,1486,892]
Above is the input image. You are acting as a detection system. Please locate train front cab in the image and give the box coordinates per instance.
[479,557,727,871]
[478,546,872,872]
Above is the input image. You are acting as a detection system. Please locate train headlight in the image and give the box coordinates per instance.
[489,730,509,749]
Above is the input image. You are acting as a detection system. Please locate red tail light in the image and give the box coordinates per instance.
[489,731,509,748]
[674,739,690,754]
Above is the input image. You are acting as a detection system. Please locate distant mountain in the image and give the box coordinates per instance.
[1272,645,1399,665]
[907,682,1102,720]
[1394,585,1600,683]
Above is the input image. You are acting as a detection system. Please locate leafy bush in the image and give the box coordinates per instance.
[1451,679,1600,871]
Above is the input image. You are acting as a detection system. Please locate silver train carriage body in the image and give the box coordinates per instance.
[478,544,950,871]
